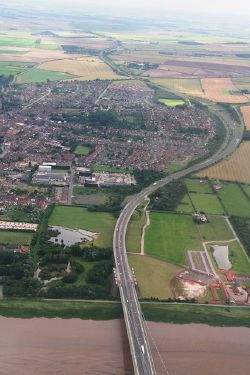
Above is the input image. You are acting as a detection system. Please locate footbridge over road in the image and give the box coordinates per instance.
[113,112,243,375]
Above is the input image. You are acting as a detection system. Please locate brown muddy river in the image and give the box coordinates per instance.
[0,317,249,375]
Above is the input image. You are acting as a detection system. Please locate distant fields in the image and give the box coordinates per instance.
[158,98,185,107]
[0,36,34,48]
[197,142,250,183]
[0,230,33,245]
[39,57,124,81]
[201,78,249,103]
[151,78,205,96]
[17,69,76,83]
[128,254,182,299]
[0,61,35,76]
[48,206,116,247]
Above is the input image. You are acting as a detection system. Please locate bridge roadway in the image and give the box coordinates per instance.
[113,118,242,375]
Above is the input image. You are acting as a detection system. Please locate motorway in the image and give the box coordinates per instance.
[113,111,243,375]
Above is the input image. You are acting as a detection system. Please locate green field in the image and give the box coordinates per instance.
[175,194,194,213]
[228,241,250,274]
[217,183,250,217]
[0,61,35,76]
[48,206,116,247]
[36,44,60,50]
[128,254,182,299]
[189,193,224,214]
[0,230,33,245]
[126,211,146,253]
[158,98,186,107]
[74,145,91,156]
[185,178,213,194]
[241,184,250,199]
[17,69,76,83]
[0,50,27,55]
[145,212,201,265]
[198,216,234,241]
[0,36,34,47]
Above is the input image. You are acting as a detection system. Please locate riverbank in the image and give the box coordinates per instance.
[0,299,249,326]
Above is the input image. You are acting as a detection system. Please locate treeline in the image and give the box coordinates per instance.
[229,216,250,257]
[150,180,187,211]
[62,45,100,56]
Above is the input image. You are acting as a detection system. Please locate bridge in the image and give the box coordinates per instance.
[113,111,243,375]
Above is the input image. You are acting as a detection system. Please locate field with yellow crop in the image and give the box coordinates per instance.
[197,142,250,183]
[38,56,125,80]
[151,78,205,96]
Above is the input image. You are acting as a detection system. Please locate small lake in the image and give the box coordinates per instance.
[49,225,95,247]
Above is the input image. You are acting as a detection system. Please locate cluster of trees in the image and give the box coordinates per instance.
[1,252,41,297]
[150,180,187,211]
[229,216,250,257]
[3,205,43,224]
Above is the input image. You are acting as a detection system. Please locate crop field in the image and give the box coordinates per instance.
[0,230,33,245]
[151,78,204,96]
[48,206,116,247]
[158,98,185,107]
[175,194,194,213]
[189,193,224,214]
[74,145,91,156]
[39,57,124,80]
[128,254,182,299]
[16,69,75,83]
[216,183,250,217]
[201,78,249,103]
[197,142,250,183]
[0,61,35,76]
[0,36,34,48]
[185,178,213,194]
[242,184,250,198]
[241,105,250,130]
[144,212,202,265]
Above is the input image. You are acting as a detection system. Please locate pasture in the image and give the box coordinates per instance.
[197,142,250,183]
[201,78,249,103]
[128,254,182,299]
[144,212,202,265]
[216,183,250,217]
[151,78,204,96]
[0,230,33,245]
[228,241,250,274]
[39,57,124,80]
[48,206,116,247]
[185,178,213,194]
[189,193,224,214]
[158,98,185,107]
[175,194,194,213]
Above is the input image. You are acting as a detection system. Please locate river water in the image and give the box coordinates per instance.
[0,317,249,375]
